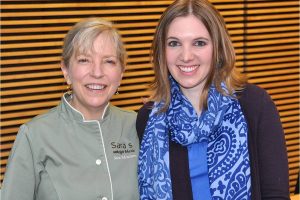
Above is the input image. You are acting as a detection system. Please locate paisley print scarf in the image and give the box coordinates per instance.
[138,77,251,199]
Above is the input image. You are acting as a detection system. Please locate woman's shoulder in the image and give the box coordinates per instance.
[109,105,137,122]
[25,105,60,128]
[110,104,136,115]
[241,83,268,98]
[239,83,272,108]
[136,102,154,141]
[238,83,278,127]
[14,105,62,145]
[137,102,154,116]
[137,101,154,124]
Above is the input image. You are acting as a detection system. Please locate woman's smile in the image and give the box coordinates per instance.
[177,64,200,73]
[85,83,106,90]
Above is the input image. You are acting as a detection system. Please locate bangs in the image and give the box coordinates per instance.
[73,29,117,58]
[72,28,96,58]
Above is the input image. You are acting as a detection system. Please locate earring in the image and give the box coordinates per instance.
[115,87,119,95]
[66,84,72,95]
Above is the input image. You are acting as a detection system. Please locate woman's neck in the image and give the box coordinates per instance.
[182,89,202,115]
[69,98,106,121]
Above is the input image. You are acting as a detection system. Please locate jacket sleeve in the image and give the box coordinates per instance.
[257,87,290,199]
[1,125,36,200]
[136,102,153,142]
[136,101,193,200]
[241,84,290,199]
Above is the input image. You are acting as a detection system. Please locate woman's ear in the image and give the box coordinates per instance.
[61,61,71,85]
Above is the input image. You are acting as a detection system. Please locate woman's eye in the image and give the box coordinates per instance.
[105,59,116,65]
[78,58,89,64]
[194,40,206,47]
[167,40,180,47]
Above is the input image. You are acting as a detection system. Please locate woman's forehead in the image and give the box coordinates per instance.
[74,33,117,56]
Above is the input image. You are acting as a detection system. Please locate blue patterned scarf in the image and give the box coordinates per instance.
[138,78,251,199]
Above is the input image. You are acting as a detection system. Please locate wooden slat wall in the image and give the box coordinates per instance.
[1,0,299,194]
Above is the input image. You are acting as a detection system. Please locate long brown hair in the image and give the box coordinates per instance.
[150,0,247,112]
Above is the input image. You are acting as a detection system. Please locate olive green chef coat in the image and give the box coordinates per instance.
[1,93,139,200]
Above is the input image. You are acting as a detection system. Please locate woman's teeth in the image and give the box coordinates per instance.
[178,65,199,72]
[86,84,105,90]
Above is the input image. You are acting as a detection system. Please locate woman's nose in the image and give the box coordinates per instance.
[90,63,104,78]
[180,45,194,62]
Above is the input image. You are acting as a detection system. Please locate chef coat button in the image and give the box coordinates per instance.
[102,197,108,200]
[96,159,102,165]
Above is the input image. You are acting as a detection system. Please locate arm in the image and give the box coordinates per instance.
[257,88,290,199]
[1,125,36,200]
[136,102,153,142]
[136,101,193,200]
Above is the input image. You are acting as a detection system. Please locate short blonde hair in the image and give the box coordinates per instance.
[62,18,126,71]
[150,0,247,111]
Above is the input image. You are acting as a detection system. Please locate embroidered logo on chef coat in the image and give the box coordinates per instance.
[111,142,137,160]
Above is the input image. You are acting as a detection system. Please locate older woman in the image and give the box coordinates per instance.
[2,18,139,200]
